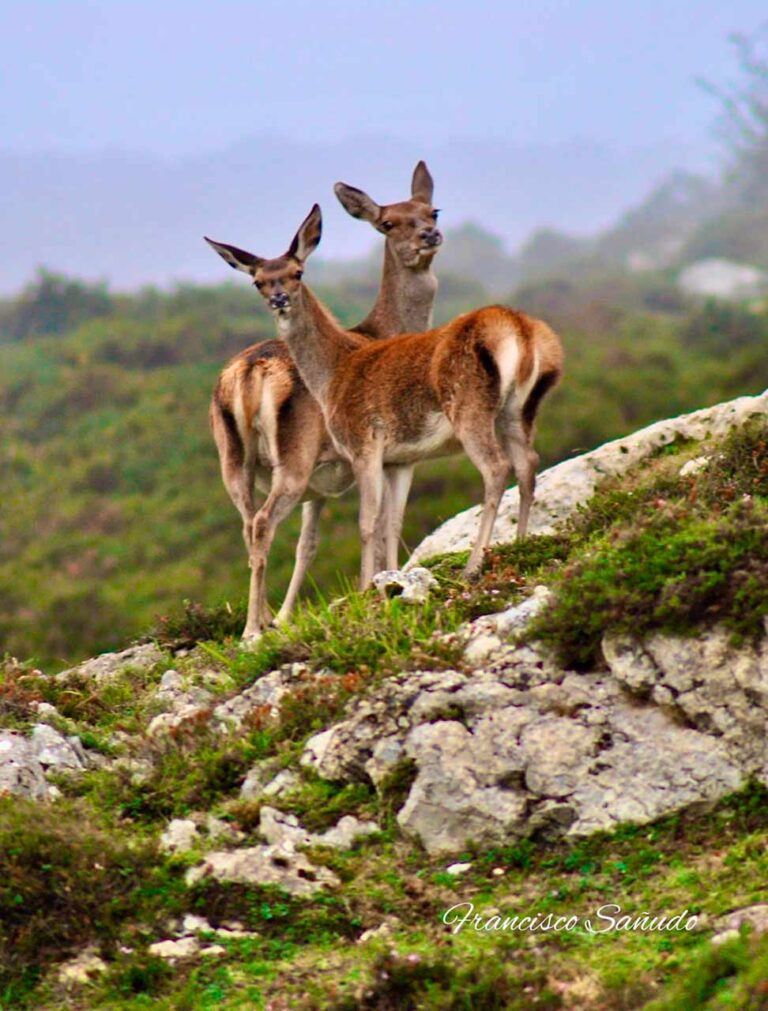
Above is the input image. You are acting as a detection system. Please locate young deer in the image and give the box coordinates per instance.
[209,206,563,589]
[207,162,442,638]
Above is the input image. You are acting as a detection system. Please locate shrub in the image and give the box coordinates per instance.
[531,500,768,667]
[0,798,173,1002]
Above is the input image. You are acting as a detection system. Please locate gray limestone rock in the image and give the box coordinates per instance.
[0,725,89,801]
[296,623,758,855]
[408,391,768,564]
[185,844,339,896]
[160,819,200,854]
[372,567,438,603]
[57,642,164,683]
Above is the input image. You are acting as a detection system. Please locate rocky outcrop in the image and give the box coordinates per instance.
[372,567,438,603]
[0,724,90,800]
[57,642,164,683]
[185,844,340,896]
[409,390,768,563]
[299,615,767,855]
[678,258,768,301]
[603,626,768,780]
[712,904,768,946]
[57,946,108,985]
[257,805,378,850]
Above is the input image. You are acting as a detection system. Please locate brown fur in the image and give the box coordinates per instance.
[206,164,442,638]
[248,212,564,588]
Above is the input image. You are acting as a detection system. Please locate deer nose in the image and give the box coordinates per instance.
[420,228,442,247]
[269,292,290,310]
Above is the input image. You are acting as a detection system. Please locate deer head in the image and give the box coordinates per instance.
[334,160,441,269]
[205,204,322,322]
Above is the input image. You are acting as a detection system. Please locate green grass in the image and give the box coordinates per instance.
[527,419,768,667]
[3,405,768,1006]
[0,797,184,1006]
[17,782,763,1010]
[645,932,768,1010]
[532,499,768,666]
[197,576,467,687]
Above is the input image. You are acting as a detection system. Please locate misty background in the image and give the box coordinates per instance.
[1,0,766,292]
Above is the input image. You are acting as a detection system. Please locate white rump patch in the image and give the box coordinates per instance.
[495,336,519,400]
[256,381,280,467]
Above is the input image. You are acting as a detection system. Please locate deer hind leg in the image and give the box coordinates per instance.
[354,439,386,590]
[243,469,309,640]
[211,399,266,634]
[454,411,511,579]
[382,464,414,571]
[497,405,539,540]
[274,498,324,626]
[211,400,257,550]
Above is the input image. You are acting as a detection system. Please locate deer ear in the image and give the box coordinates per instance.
[288,204,322,261]
[333,182,380,223]
[411,160,434,203]
[204,237,264,275]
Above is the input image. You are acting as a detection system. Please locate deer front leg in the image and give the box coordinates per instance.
[274,498,324,626]
[242,471,308,641]
[354,445,385,590]
[383,464,414,571]
[373,478,392,574]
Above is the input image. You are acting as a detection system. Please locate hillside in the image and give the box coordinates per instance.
[2,265,768,669]
[1,395,766,1009]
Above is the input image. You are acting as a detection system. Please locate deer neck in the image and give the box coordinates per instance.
[356,241,438,338]
[280,287,360,406]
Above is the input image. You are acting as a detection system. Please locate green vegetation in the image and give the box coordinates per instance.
[1,251,768,670]
[646,932,768,1010]
[0,797,183,1006]
[529,419,768,666]
[0,415,765,1007]
[3,773,766,1008]
[2,35,768,1007]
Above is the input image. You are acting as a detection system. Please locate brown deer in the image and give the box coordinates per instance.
[208,205,564,590]
[207,162,442,639]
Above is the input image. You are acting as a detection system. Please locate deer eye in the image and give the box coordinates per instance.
[381,221,394,232]
[294,270,303,280]
[254,280,263,289]
[432,209,440,220]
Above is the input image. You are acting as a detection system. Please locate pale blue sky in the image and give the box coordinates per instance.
[1,0,765,158]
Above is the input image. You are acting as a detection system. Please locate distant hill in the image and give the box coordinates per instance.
[513,172,720,285]
[3,134,708,293]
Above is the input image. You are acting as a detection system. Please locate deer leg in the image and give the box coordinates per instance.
[243,471,308,641]
[373,478,392,574]
[274,498,324,625]
[211,402,269,635]
[454,414,510,579]
[383,464,414,571]
[512,438,539,539]
[498,408,539,540]
[211,401,257,551]
[355,444,385,590]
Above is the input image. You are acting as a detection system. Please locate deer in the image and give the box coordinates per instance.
[206,162,442,639]
[207,205,564,591]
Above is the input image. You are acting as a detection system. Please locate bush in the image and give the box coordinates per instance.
[0,798,173,1002]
